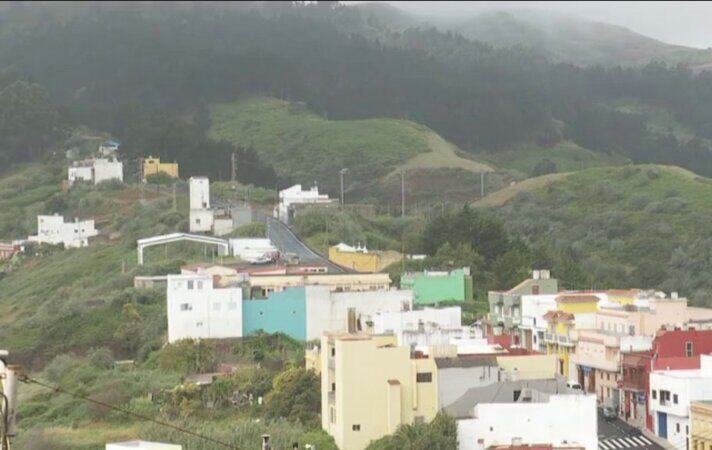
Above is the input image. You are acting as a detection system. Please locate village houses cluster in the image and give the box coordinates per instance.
[7,150,712,450]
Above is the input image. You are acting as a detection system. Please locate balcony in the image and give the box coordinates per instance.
[544,333,556,343]
[557,334,575,346]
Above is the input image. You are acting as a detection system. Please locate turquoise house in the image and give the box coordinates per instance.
[401,268,473,305]
[242,287,307,341]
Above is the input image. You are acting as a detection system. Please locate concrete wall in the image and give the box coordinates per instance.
[496,354,558,380]
[242,288,307,341]
[166,274,243,343]
[305,286,411,341]
[328,246,381,273]
[189,209,214,233]
[457,394,597,450]
[143,157,179,180]
[189,177,210,210]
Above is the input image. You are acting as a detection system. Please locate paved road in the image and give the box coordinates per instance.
[598,409,664,450]
[266,218,345,273]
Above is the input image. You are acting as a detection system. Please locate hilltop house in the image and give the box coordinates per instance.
[275,184,336,224]
[68,157,123,186]
[28,214,98,248]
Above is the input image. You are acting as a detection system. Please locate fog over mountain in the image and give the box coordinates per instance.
[374,1,712,49]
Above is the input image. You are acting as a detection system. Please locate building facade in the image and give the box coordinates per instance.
[456,392,597,450]
[68,157,123,186]
[166,274,243,343]
[321,334,438,450]
[401,268,474,305]
[276,184,334,224]
[28,214,98,248]
[143,156,179,181]
[691,401,712,450]
[649,355,712,449]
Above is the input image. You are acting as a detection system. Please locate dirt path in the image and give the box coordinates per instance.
[473,172,572,208]
[385,132,494,179]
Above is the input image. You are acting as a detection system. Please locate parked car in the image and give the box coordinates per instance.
[603,405,617,421]
[566,381,583,391]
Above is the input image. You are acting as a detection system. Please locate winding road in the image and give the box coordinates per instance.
[266,217,346,273]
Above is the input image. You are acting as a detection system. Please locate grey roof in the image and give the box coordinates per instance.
[444,378,569,419]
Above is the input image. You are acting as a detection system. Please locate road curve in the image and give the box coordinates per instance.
[266,217,346,273]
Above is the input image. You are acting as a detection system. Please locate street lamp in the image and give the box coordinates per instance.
[339,168,348,206]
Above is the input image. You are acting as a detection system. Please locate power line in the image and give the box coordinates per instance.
[18,375,241,450]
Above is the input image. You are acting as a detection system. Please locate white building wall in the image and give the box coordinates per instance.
[304,286,411,340]
[277,184,332,222]
[457,394,598,450]
[189,177,210,210]
[189,209,214,233]
[166,274,243,343]
[68,165,93,185]
[28,214,98,248]
[93,158,123,184]
[229,238,278,262]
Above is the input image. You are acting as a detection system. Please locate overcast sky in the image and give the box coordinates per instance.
[378,1,712,49]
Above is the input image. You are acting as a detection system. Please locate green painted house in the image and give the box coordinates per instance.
[400,268,473,305]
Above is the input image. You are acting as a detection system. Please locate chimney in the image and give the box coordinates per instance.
[347,308,357,333]
[671,292,679,299]
[540,269,550,279]
[532,270,540,280]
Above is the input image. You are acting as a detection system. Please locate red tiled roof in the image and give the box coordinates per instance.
[543,310,575,322]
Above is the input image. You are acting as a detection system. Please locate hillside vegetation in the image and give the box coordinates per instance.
[496,165,712,303]
[209,97,489,194]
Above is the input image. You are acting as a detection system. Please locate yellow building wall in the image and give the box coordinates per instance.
[496,354,557,380]
[143,157,179,179]
[558,301,599,314]
[608,295,636,306]
[692,403,712,450]
[329,247,381,273]
[324,335,438,450]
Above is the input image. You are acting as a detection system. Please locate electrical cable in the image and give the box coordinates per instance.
[18,375,241,450]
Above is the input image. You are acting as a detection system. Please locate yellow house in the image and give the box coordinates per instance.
[606,289,638,307]
[321,333,438,450]
[543,294,601,379]
[692,401,712,450]
[328,243,402,273]
[143,156,179,181]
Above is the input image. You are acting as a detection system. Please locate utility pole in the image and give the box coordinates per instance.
[0,351,19,450]
[339,168,348,206]
[400,169,406,218]
[231,152,237,182]
[480,171,485,198]
[172,183,177,211]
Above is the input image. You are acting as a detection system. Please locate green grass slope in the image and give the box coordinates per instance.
[208,97,490,195]
[496,165,712,303]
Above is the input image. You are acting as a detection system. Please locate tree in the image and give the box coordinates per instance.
[531,158,558,176]
[114,302,143,354]
[0,80,64,165]
[264,367,320,426]
[159,339,216,375]
[366,413,457,450]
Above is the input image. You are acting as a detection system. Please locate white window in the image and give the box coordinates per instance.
[197,281,203,290]
[180,303,192,311]
[196,321,203,327]
[213,302,221,311]
[188,280,194,290]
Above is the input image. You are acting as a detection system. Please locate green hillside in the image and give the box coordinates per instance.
[208,97,490,195]
[495,164,712,303]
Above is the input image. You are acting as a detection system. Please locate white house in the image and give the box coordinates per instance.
[304,286,412,340]
[166,274,243,343]
[188,176,214,233]
[457,393,598,450]
[276,184,333,224]
[106,441,181,450]
[68,158,123,186]
[649,354,712,448]
[372,306,462,334]
[229,238,279,263]
[98,140,120,157]
[518,294,558,353]
[28,214,98,248]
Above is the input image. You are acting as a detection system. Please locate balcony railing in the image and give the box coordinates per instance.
[544,333,556,343]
